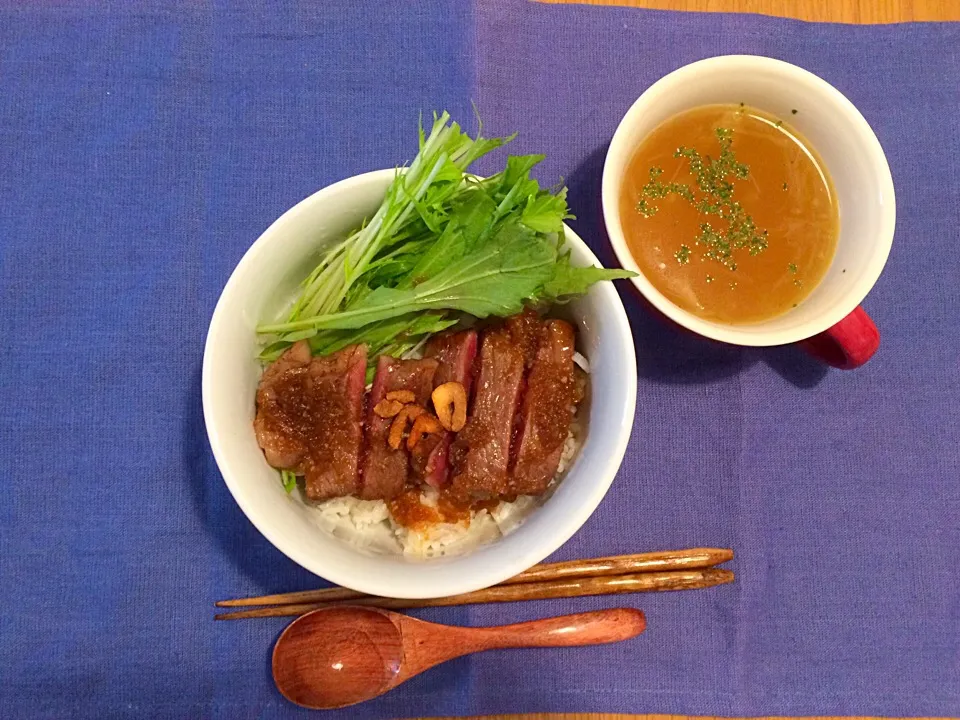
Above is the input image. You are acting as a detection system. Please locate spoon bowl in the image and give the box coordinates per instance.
[273,605,646,709]
[272,606,402,709]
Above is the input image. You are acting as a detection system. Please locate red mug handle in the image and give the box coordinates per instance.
[796,306,879,370]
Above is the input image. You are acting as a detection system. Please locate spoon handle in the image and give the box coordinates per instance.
[465,608,645,650]
[393,608,646,686]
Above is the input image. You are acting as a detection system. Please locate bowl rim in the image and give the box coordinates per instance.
[601,54,896,347]
[202,168,638,597]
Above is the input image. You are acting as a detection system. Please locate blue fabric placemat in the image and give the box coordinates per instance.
[1,1,958,717]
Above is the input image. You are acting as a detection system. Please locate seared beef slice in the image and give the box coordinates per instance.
[505,307,542,369]
[253,340,313,469]
[509,320,578,495]
[449,329,524,499]
[426,329,479,390]
[360,356,438,500]
[411,330,478,488]
[254,342,367,501]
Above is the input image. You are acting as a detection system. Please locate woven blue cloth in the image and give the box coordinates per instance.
[1,1,958,717]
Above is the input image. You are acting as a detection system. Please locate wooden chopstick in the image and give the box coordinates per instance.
[512,547,733,584]
[214,567,734,620]
[215,547,734,608]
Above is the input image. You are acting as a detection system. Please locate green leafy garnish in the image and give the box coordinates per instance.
[281,469,297,494]
[257,112,634,360]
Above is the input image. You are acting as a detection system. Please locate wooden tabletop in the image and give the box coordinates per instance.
[539,0,960,23]
[459,3,956,720]
[432,716,954,720]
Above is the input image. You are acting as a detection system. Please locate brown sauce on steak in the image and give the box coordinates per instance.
[254,341,366,501]
[254,313,583,522]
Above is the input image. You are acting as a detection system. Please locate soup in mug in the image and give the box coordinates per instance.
[619,104,839,324]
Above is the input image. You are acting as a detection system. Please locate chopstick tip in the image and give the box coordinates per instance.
[710,568,736,584]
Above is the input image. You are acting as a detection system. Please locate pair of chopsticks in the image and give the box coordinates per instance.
[214,547,734,620]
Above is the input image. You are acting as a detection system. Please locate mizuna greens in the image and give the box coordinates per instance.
[257,112,634,362]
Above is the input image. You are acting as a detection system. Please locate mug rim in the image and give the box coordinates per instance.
[601,54,896,347]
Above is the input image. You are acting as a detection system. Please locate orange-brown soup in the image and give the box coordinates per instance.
[619,104,839,324]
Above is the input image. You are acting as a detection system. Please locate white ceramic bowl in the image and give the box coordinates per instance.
[602,55,895,347]
[202,169,637,599]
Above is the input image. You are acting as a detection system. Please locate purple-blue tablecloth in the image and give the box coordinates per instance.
[1,1,958,717]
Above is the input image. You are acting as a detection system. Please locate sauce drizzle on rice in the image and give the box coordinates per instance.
[313,421,580,559]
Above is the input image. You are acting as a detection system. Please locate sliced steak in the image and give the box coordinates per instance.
[259,339,312,388]
[412,330,479,488]
[254,341,313,469]
[409,432,449,486]
[424,329,479,391]
[360,356,438,500]
[449,328,525,500]
[254,342,367,501]
[509,320,578,495]
[506,307,542,369]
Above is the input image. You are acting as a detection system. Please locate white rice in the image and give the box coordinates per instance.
[310,418,582,559]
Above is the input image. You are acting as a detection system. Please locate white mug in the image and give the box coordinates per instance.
[602,55,895,369]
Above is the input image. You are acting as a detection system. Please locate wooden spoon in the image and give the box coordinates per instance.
[272,605,646,709]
